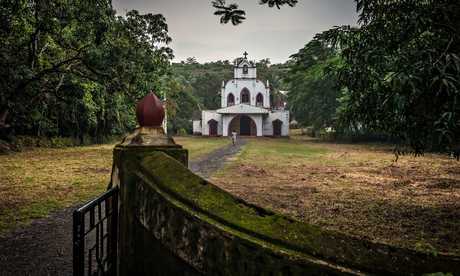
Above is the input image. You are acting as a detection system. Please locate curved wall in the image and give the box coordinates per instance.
[111,148,459,275]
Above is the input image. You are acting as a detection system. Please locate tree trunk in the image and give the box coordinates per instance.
[0,106,11,130]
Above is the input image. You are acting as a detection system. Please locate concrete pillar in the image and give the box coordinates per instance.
[107,93,189,275]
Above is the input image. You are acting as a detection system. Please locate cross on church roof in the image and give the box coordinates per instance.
[243,51,248,59]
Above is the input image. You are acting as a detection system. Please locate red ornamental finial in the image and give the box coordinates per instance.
[136,93,165,127]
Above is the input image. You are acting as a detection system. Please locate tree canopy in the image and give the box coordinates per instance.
[286,34,341,130]
[0,0,173,142]
[323,0,460,155]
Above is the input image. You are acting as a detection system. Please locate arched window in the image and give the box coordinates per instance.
[241,88,250,104]
[243,65,248,74]
[227,93,235,106]
[256,93,263,107]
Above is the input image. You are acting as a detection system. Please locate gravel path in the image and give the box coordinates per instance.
[188,139,249,179]
[0,139,248,275]
[0,207,75,276]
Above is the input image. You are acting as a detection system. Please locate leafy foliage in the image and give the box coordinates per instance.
[212,0,297,25]
[212,0,246,26]
[162,75,201,135]
[285,34,341,129]
[258,0,298,9]
[193,73,222,110]
[323,0,460,155]
[0,0,172,142]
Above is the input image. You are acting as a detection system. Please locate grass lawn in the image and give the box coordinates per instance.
[0,144,115,232]
[1,131,459,256]
[0,136,228,233]
[209,130,460,255]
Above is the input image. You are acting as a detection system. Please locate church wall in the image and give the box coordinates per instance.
[234,66,257,79]
[222,80,269,107]
[264,111,290,136]
[251,122,257,136]
[201,111,222,136]
[252,115,263,136]
[222,115,234,136]
[192,120,202,135]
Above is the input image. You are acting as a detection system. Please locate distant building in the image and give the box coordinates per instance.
[192,111,202,135]
[192,52,289,137]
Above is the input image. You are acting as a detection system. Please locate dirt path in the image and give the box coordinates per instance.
[0,207,74,275]
[0,140,248,275]
[188,139,249,178]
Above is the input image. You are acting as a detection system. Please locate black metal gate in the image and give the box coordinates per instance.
[73,186,119,276]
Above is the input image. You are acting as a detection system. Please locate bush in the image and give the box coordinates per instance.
[177,128,187,136]
[10,135,39,151]
[1,133,127,153]
[0,140,10,154]
[304,126,315,137]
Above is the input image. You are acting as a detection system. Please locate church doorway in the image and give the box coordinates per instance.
[273,120,282,136]
[240,115,251,135]
[208,119,218,135]
[228,115,256,136]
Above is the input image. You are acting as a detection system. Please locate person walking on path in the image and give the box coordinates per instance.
[231,130,237,146]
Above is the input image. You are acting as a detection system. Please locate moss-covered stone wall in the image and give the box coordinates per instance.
[113,150,459,275]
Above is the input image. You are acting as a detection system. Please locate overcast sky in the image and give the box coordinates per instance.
[111,0,359,64]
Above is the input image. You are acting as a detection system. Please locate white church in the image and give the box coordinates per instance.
[193,52,289,137]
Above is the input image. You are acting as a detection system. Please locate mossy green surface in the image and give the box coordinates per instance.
[113,144,188,167]
[114,148,459,275]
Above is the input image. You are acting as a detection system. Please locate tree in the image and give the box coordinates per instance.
[259,0,298,9]
[162,76,201,135]
[193,73,222,110]
[256,58,271,68]
[0,1,173,140]
[323,0,460,155]
[285,34,341,129]
[185,57,199,64]
[212,0,246,25]
[0,0,114,131]
[212,0,297,25]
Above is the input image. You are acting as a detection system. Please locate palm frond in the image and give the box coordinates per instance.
[258,0,298,9]
[212,0,246,25]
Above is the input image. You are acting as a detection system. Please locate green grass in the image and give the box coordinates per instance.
[0,137,227,234]
[1,134,459,255]
[0,144,115,234]
[229,137,330,171]
[174,136,230,158]
[205,133,460,254]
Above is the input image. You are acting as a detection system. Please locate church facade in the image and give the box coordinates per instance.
[193,53,289,137]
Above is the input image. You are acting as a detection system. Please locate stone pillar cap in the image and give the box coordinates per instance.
[136,93,165,127]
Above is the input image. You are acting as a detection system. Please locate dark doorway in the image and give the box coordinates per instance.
[240,115,251,135]
[273,120,282,136]
[209,120,218,135]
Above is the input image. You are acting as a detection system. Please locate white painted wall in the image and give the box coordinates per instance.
[201,111,223,136]
[192,119,202,134]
